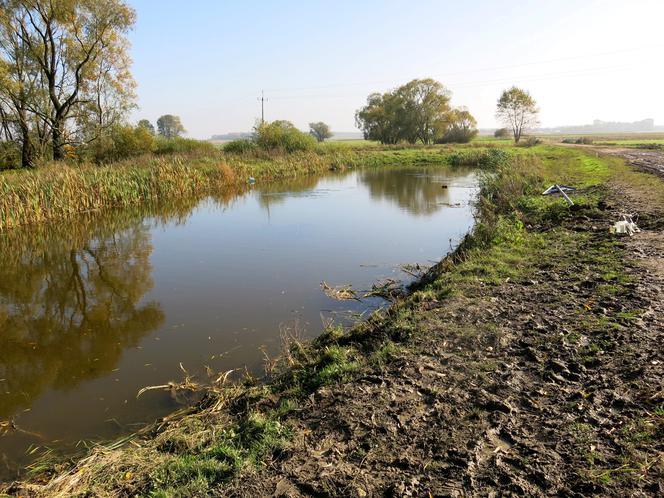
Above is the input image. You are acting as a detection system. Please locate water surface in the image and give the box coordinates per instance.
[0,166,477,477]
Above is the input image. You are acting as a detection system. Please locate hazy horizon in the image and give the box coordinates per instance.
[128,0,664,139]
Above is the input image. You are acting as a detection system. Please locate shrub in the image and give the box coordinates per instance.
[471,155,545,246]
[447,148,511,168]
[561,137,593,145]
[86,125,156,163]
[223,139,257,154]
[437,127,478,144]
[494,128,510,139]
[254,121,317,153]
[517,136,542,147]
[0,141,20,169]
[154,137,217,155]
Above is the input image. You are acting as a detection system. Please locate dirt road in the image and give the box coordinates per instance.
[583,145,664,178]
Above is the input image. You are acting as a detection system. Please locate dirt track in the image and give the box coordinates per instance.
[221,150,664,497]
[585,145,664,178]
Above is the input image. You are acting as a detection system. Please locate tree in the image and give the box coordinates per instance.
[254,119,316,152]
[87,124,155,163]
[494,127,510,138]
[354,92,402,144]
[309,121,332,142]
[0,0,136,161]
[438,107,478,144]
[0,4,49,167]
[137,119,155,135]
[496,87,539,143]
[394,79,452,144]
[355,79,453,145]
[157,114,185,139]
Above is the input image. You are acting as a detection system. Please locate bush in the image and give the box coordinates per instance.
[154,137,217,155]
[517,136,542,147]
[87,125,156,163]
[254,121,317,153]
[87,131,217,163]
[447,148,511,168]
[561,137,593,145]
[494,128,510,139]
[437,127,478,144]
[0,141,20,169]
[223,139,257,154]
[471,155,545,246]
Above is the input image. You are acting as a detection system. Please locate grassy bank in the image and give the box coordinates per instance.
[4,145,662,496]
[0,145,500,231]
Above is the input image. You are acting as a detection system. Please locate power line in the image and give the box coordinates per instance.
[245,43,663,98]
[244,63,640,102]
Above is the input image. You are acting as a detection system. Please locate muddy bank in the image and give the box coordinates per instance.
[219,151,664,497]
[3,147,663,497]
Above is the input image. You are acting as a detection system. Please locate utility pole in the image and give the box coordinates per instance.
[258,90,267,124]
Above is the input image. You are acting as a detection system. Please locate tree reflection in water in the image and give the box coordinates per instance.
[0,192,237,421]
[257,167,474,217]
[360,167,473,216]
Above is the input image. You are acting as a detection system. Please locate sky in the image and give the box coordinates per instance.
[128,0,664,139]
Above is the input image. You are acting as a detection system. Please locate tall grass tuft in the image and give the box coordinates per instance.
[447,148,511,169]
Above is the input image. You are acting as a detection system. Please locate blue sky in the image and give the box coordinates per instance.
[129,0,664,138]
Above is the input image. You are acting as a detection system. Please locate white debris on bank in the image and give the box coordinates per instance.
[610,214,641,236]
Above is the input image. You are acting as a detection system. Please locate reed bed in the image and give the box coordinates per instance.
[0,157,229,230]
[0,147,455,231]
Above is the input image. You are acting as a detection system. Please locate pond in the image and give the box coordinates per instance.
[0,165,477,478]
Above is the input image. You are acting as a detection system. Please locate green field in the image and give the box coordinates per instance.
[532,132,664,146]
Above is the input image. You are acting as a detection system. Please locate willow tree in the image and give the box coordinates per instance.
[355,79,453,145]
[394,79,452,144]
[496,86,539,143]
[0,4,47,167]
[309,121,332,142]
[157,114,185,139]
[0,0,136,162]
[355,91,403,144]
[436,107,478,144]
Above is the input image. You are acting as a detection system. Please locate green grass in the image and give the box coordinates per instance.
[146,410,291,496]
[472,135,513,144]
